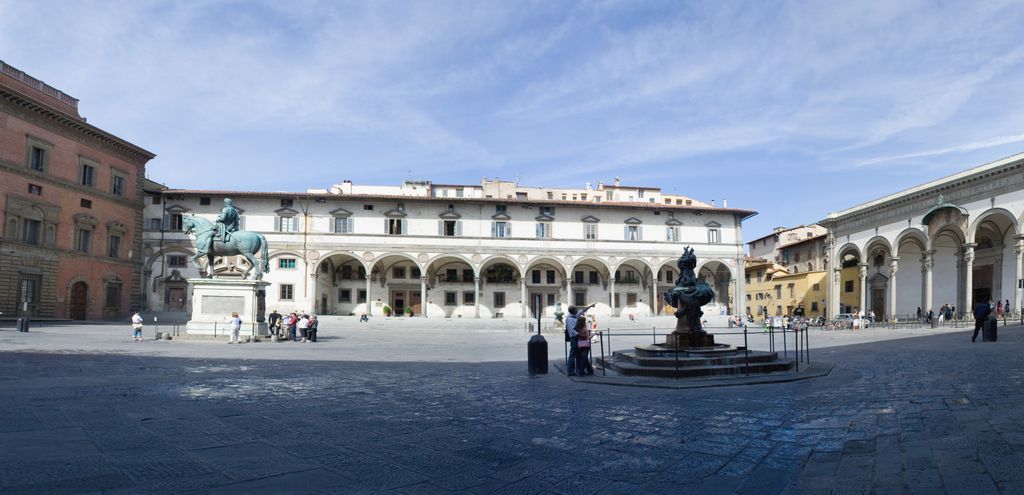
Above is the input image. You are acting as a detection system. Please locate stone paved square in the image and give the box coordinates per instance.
[0,322,1022,493]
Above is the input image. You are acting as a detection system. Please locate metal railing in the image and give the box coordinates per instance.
[568,321,813,379]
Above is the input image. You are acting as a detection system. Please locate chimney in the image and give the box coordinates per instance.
[585,182,592,191]
[613,177,621,187]
[711,199,716,207]
[722,199,728,208]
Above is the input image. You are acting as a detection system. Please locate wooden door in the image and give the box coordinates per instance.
[409,291,421,316]
[871,288,885,321]
[168,287,185,310]
[69,282,88,320]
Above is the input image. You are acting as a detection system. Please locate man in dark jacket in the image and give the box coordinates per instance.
[972,300,991,342]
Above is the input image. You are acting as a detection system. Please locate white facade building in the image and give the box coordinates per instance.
[822,152,1024,320]
[143,178,754,319]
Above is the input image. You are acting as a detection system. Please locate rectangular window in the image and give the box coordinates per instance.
[149,218,162,230]
[813,283,820,291]
[626,225,640,241]
[75,229,92,253]
[334,217,351,233]
[357,290,367,303]
[463,269,474,282]
[547,294,556,306]
[455,188,464,198]
[708,228,721,244]
[199,197,211,205]
[393,267,406,279]
[111,174,126,197]
[169,214,183,231]
[19,278,38,305]
[80,163,95,186]
[536,222,552,239]
[492,221,509,238]
[574,271,584,284]
[541,206,554,216]
[463,291,475,305]
[495,205,507,214]
[811,302,819,311]
[445,291,457,306]
[443,220,457,236]
[745,274,751,284]
[584,224,597,240]
[775,285,782,299]
[411,267,421,279]
[339,289,351,303]
[666,227,679,242]
[81,198,92,209]
[845,280,854,293]
[546,270,555,284]
[281,199,294,207]
[168,255,187,268]
[28,184,42,195]
[22,219,41,245]
[151,196,161,205]
[532,270,541,284]
[108,235,121,258]
[626,293,637,306]
[363,205,374,210]
[589,271,599,285]
[493,292,506,308]
[279,258,297,269]
[788,284,795,298]
[279,216,297,232]
[280,284,294,300]
[30,147,46,171]
[387,218,404,235]
[105,284,122,308]
[446,268,458,282]
[574,291,586,307]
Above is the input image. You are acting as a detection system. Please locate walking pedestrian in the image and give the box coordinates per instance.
[996,300,1003,318]
[971,300,991,342]
[131,312,144,342]
[307,315,318,343]
[228,312,242,344]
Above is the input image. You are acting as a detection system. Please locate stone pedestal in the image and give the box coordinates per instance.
[185,278,269,338]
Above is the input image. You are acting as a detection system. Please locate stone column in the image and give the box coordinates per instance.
[365,276,373,316]
[963,244,975,309]
[566,279,572,309]
[1015,238,1023,317]
[735,257,746,318]
[888,258,898,319]
[520,277,528,318]
[420,276,428,318]
[858,264,868,314]
[474,276,481,318]
[651,274,658,317]
[609,278,616,317]
[922,250,934,313]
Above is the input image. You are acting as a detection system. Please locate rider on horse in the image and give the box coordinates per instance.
[210,198,239,254]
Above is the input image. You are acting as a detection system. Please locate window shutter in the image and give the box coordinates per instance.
[491,222,496,237]
[438,220,443,236]
[385,219,390,234]
[507,222,511,237]
[401,219,407,235]
[331,218,337,233]
[623,225,628,240]
[456,221,463,236]
[639,226,644,241]
[162,214,169,230]
[274,217,281,232]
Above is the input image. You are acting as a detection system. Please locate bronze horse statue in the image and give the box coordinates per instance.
[182,214,270,280]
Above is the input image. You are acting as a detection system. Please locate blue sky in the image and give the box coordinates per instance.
[3,0,1024,240]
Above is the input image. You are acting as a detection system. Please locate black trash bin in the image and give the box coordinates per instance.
[983,318,998,342]
[16,317,29,332]
[528,334,548,374]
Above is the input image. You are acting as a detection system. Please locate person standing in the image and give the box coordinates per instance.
[268,309,282,337]
[972,300,991,342]
[228,312,242,344]
[565,303,595,376]
[297,314,310,343]
[131,312,144,342]
[996,301,1003,318]
[1005,299,1011,317]
[307,316,319,343]
[575,323,594,376]
[287,312,297,341]
[916,307,922,321]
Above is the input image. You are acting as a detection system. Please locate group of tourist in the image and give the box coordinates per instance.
[565,303,596,376]
[267,310,319,343]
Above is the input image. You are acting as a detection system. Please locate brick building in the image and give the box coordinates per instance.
[0,60,155,319]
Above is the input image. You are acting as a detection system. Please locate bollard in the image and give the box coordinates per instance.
[17,317,30,332]
[528,332,548,374]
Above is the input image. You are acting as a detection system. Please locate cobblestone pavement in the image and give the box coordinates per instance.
[1,326,1022,494]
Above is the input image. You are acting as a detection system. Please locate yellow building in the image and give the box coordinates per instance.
[745,257,827,319]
